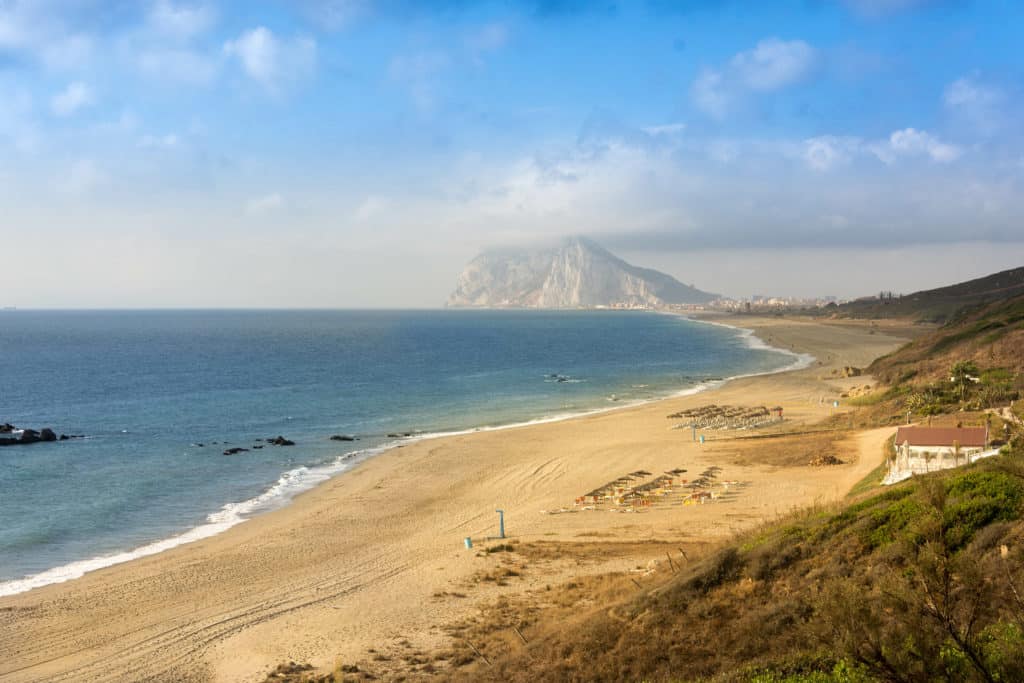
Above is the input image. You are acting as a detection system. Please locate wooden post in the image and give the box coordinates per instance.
[465,640,491,666]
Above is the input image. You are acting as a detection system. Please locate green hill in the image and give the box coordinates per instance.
[832,266,1024,323]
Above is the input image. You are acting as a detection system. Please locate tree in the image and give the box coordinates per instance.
[952,361,981,402]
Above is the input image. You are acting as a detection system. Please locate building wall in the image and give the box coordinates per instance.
[890,444,984,478]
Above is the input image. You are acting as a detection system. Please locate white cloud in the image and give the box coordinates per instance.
[642,123,687,136]
[147,1,216,39]
[883,128,961,163]
[691,69,730,118]
[247,192,285,214]
[692,38,816,118]
[944,76,1000,109]
[803,135,860,171]
[50,82,95,116]
[730,38,816,91]
[137,48,219,85]
[0,2,94,71]
[800,129,961,169]
[224,27,316,92]
[944,75,1006,134]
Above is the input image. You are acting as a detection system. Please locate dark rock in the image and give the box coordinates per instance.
[387,433,400,438]
[19,430,41,445]
[223,447,250,455]
[0,423,15,433]
[330,435,356,442]
[60,434,69,441]
[0,438,17,447]
[252,445,264,449]
[40,428,57,442]
[269,435,295,446]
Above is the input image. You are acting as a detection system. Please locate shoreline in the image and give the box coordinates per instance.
[0,312,807,599]
[0,315,918,683]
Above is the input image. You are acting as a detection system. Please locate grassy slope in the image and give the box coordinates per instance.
[830,266,1024,323]
[868,293,1024,386]
[450,454,1024,683]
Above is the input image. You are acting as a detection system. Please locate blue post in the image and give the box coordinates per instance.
[464,537,473,549]
[496,509,505,539]
[699,434,705,445]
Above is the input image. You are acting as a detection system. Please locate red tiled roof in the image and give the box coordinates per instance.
[895,426,988,448]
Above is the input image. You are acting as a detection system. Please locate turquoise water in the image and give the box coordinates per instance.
[0,309,802,595]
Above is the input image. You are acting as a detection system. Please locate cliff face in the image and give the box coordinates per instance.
[447,237,716,308]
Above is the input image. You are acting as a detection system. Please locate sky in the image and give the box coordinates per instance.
[1,0,1023,307]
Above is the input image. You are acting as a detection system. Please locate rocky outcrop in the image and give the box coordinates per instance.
[447,237,716,308]
[269,436,295,446]
[0,424,68,447]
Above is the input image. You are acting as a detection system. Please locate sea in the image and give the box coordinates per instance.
[0,309,809,596]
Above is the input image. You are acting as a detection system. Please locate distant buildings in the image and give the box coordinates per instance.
[708,295,844,312]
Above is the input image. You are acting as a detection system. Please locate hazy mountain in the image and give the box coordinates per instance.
[446,237,717,308]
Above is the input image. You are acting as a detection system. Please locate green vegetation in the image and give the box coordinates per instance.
[819,266,1024,323]
[457,447,1024,683]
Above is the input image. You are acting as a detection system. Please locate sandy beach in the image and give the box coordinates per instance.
[0,316,918,682]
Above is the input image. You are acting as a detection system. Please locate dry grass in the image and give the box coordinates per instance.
[711,430,847,468]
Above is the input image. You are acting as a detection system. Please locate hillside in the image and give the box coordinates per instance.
[869,293,1024,388]
[446,237,716,308]
[831,266,1024,323]
[450,449,1024,682]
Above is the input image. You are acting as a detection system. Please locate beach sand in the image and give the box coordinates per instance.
[0,316,919,682]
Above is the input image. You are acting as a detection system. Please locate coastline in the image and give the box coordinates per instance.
[0,312,805,599]
[0,315,916,683]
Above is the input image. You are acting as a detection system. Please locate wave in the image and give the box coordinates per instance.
[0,446,386,598]
[0,314,814,598]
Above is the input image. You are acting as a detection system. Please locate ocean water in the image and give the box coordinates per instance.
[0,309,805,595]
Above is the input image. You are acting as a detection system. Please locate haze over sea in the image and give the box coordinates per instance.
[0,309,802,595]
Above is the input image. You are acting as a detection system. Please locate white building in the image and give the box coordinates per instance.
[884,425,993,485]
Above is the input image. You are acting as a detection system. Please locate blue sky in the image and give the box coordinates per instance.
[2,0,1023,306]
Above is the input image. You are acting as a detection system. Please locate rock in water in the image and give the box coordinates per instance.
[330,435,357,441]
[269,436,295,446]
[40,428,57,442]
[223,447,250,455]
[446,236,717,308]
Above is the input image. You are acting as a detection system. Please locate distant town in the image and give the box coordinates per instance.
[595,294,855,312]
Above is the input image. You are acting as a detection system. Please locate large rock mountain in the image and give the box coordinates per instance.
[447,237,716,308]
